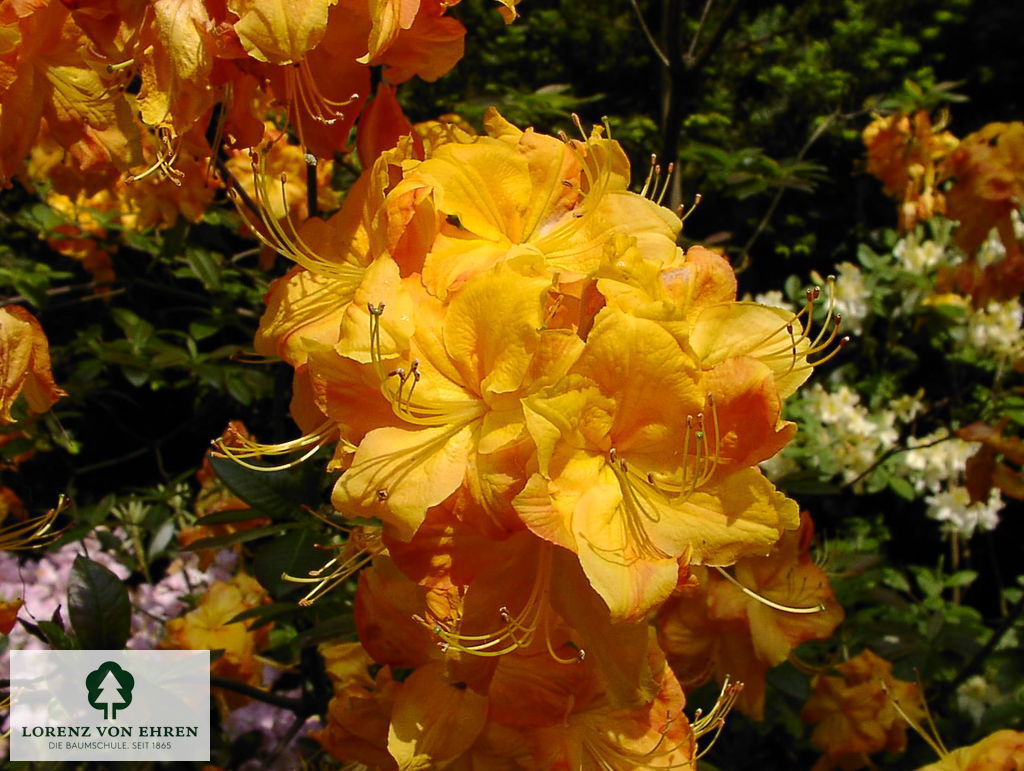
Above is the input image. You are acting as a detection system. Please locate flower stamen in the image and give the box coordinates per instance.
[0,495,69,550]
[210,420,345,472]
[226,148,365,282]
[368,304,483,427]
[283,525,384,605]
[415,545,584,664]
[693,675,744,757]
[712,566,826,614]
[125,127,185,186]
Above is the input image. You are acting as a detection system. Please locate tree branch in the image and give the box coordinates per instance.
[935,592,1024,705]
[684,0,714,66]
[210,675,305,712]
[740,109,842,261]
[628,0,670,67]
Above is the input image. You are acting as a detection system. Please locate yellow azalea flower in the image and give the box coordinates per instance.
[514,307,799,621]
[393,109,681,301]
[601,243,840,399]
[917,730,1024,771]
[250,140,419,366]
[330,266,583,540]
[0,306,66,425]
[801,649,924,771]
[658,513,844,719]
[161,573,271,709]
[251,110,679,372]
[387,660,490,769]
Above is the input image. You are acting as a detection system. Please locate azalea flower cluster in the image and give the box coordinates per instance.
[0,0,515,282]
[863,113,1024,303]
[219,109,852,767]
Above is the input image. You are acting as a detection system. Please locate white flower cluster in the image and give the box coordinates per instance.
[783,384,1005,537]
[956,674,1003,724]
[830,262,870,335]
[799,384,918,488]
[965,298,1024,361]
[898,429,1004,537]
[894,236,947,273]
[924,485,1003,537]
[751,289,791,310]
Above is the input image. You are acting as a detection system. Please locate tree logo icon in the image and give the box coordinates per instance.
[85,661,135,720]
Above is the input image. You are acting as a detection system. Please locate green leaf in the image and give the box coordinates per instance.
[182,522,303,551]
[253,529,326,599]
[68,556,131,650]
[945,570,978,589]
[36,620,80,650]
[911,566,943,599]
[292,614,355,648]
[195,508,263,526]
[209,455,322,520]
[185,247,223,291]
[888,476,916,500]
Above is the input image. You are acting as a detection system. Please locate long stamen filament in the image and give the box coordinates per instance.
[416,546,584,663]
[227,149,364,282]
[368,304,482,426]
[282,528,384,605]
[644,395,722,498]
[126,127,184,186]
[211,420,346,472]
[881,680,948,759]
[0,495,69,550]
[712,566,826,614]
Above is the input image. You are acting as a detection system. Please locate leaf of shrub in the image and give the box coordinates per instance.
[68,556,131,650]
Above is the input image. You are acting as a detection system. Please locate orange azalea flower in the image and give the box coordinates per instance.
[0,596,22,635]
[942,122,1024,256]
[390,109,681,300]
[801,649,924,771]
[0,485,27,523]
[0,305,66,424]
[917,729,1024,771]
[161,572,271,710]
[528,631,697,770]
[862,111,958,231]
[0,0,127,186]
[356,81,419,168]
[315,640,401,768]
[657,512,843,718]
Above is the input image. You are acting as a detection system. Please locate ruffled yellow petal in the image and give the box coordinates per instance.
[229,0,337,64]
[332,422,475,541]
